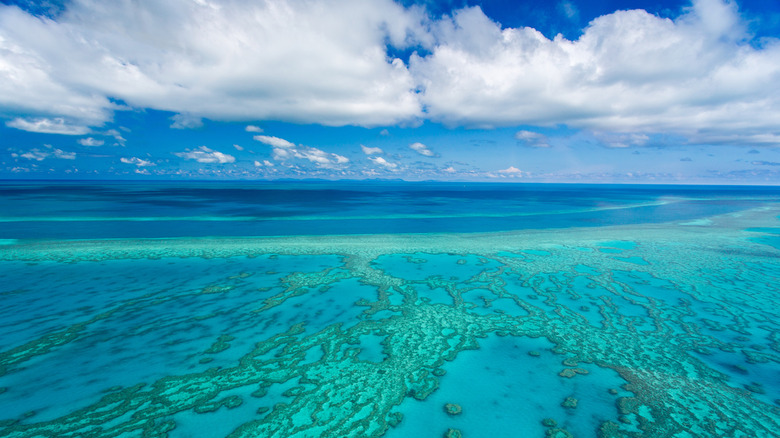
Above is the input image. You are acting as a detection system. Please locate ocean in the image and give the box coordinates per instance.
[0,181,778,437]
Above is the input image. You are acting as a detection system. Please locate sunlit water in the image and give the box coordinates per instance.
[0,181,778,437]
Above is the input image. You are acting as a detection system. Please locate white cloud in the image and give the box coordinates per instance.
[17,146,76,161]
[104,129,126,146]
[443,166,456,173]
[19,149,48,161]
[2,0,778,147]
[78,137,104,147]
[53,148,76,160]
[170,113,204,130]
[0,7,113,129]
[120,157,155,167]
[515,130,551,148]
[287,147,348,168]
[410,142,434,156]
[379,129,390,136]
[410,1,780,145]
[254,135,296,149]
[271,148,292,160]
[175,146,235,163]
[6,117,90,135]
[245,125,263,133]
[233,144,244,151]
[254,160,274,167]
[498,166,523,175]
[0,0,425,128]
[255,134,348,168]
[361,145,384,155]
[369,156,397,169]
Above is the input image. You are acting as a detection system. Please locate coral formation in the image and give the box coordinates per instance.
[562,397,579,409]
[444,403,462,416]
[444,428,463,438]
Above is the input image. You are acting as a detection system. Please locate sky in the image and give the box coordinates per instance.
[1,0,780,183]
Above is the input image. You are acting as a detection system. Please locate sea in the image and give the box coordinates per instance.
[0,181,778,437]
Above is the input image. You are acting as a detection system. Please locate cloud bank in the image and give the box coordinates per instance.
[0,0,423,129]
[411,0,780,145]
[1,0,778,145]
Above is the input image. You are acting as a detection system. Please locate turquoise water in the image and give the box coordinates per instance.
[0,182,779,437]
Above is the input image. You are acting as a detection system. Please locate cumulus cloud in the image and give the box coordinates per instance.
[175,146,235,163]
[253,135,296,149]
[410,142,434,156]
[120,157,155,167]
[410,0,780,145]
[498,166,523,175]
[245,125,263,133]
[233,144,244,151]
[254,160,274,167]
[6,117,90,135]
[368,156,397,169]
[0,6,114,129]
[361,145,384,155]
[515,130,551,148]
[78,137,104,147]
[0,0,425,129]
[255,134,349,169]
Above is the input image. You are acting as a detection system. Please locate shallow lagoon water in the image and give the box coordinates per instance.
[0,182,779,437]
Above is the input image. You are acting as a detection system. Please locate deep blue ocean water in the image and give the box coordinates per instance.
[1,181,778,239]
[0,181,778,437]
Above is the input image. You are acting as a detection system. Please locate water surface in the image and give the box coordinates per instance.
[0,181,778,437]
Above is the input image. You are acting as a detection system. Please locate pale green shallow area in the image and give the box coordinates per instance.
[0,207,779,437]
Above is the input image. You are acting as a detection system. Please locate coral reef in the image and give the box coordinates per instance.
[0,206,778,437]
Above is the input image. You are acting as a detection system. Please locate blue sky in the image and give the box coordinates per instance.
[1,0,779,183]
